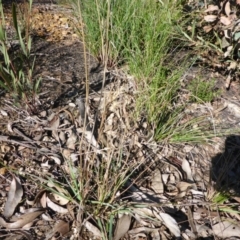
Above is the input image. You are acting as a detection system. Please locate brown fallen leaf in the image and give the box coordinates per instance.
[151,169,164,195]
[204,15,217,22]
[46,197,68,213]
[45,220,70,240]
[225,74,232,89]
[0,209,44,229]
[203,25,213,33]
[220,16,231,25]
[181,159,193,181]
[4,176,23,218]
[204,5,219,12]
[84,221,102,238]
[114,213,131,240]
[155,212,181,238]
[224,1,231,16]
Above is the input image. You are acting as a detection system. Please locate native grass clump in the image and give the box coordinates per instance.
[0,0,41,112]
[187,77,221,103]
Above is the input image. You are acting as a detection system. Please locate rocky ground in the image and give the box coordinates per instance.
[1,1,240,240]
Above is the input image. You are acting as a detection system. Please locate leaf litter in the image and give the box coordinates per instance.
[1,1,240,240]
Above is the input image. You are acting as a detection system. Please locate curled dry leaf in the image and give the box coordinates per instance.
[204,15,217,22]
[53,192,69,205]
[46,197,68,214]
[4,176,23,218]
[181,159,193,181]
[114,213,131,240]
[0,209,44,229]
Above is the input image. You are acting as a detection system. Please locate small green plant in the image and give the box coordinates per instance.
[0,0,41,112]
[33,146,143,239]
[188,78,220,103]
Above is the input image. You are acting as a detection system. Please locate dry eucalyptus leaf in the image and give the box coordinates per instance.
[133,207,155,219]
[4,176,23,218]
[0,209,44,229]
[84,221,102,238]
[224,1,231,16]
[128,184,152,202]
[0,110,8,116]
[204,15,217,22]
[181,159,193,181]
[53,220,69,235]
[225,75,232,89]
[53,192,69,205]
[45,220,70,240]
[212,221,240,238]
[66,130,78,150]
[46,197,68,214]
[177,182,193,197]
[40,192,47,208]
[50,156,61,165]
[114,213,131,240]
[155,212,181,238]
[220,16,231,25]
[224,46,233,57]
[151,169,164,194]
[151,229,160,240]
[228,61,237,70]
[85,131,100,150]
[204,5,219,12]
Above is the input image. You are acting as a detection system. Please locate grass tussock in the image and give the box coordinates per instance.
[74,0,223,143]
[0,0,41,111]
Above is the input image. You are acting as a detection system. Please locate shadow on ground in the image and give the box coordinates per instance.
[211,135,240,195]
